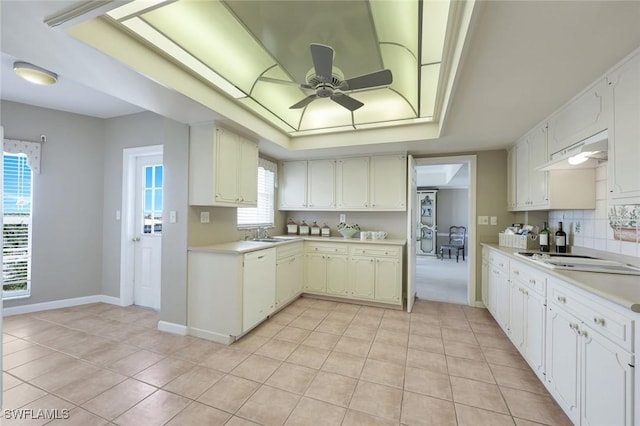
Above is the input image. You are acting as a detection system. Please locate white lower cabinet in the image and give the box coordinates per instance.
[305,242,403,306]
[546,279,634,426]
[483,246,636,426]
[481,249,490,308]
[275,242,303,309]
[242,249,276,333]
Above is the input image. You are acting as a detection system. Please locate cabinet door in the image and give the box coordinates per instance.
[349,256,375,300]
[481,258,490,309]
[305,253,326,293]
[325,255,349,296]
[545,305,581,425]
[515,140,530,209]
[370,155,406,210]
[581,326,634,426]
[524,291,546,381]
[547,78,609,156]
[506,147,517,211]
[508,281,526,351]
[290,254,303,296]
[528,127,549,208]
[489,267,509,330]
[238,138,258,206]
[243,249,276,333]
[308,159,336,209]
[279,161,308,209]
[336,157,370,209]
[215,129,241,204]
[608,53,640,203]
[374,258,401,303]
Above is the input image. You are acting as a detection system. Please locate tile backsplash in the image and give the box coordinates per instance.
[549,164,640,258]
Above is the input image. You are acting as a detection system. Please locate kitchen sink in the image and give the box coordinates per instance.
[249,237,289,243]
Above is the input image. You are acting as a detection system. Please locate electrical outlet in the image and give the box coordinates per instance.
[478,216,489,225]
[490,216,498,225]
[339,214,346,223]
[115,210,121,221]
[200,211,210,223]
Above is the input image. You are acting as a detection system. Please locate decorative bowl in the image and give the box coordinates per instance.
[337,223,360,239]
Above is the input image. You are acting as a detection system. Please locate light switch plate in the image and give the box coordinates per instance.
[339,214,346,223]
[169,211,177,223]
[478,216,489,225]
[200,211,210,223]
[490,216,498,225]
[115,210,121,221]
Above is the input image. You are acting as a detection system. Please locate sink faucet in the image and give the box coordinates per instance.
[255,227,268,239]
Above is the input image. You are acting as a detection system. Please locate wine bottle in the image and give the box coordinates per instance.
[555,221,567,253]
[539,221,550,252]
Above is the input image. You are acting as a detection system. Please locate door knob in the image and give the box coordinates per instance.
[132,237,141,242]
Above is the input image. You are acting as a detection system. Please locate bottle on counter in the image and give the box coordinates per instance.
[539,221,550,252]
[555,221,567,253]
[287,218,298,235]
[310,221,321,236]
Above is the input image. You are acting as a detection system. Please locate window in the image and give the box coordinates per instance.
[143,164,163,235]
[237,166,275,228]
[3,152,33,298]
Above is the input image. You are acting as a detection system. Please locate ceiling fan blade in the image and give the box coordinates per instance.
[343,69,393,91]
[310,44,334,83]
[331,94,364,111]
[290,94,318,109]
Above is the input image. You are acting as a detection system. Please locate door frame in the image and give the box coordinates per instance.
[411,155,478,306]
[120,145,163,307]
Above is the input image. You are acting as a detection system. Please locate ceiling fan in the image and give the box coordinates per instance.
[259,43,393,111]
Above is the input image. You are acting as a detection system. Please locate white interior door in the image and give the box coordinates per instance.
[406,155,417,312]
[133,155,163,310]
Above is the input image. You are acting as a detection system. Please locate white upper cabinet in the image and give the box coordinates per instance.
[307,159,336,209]
[279,154,406,211]
[189,124,258,207]
[515,125,549,210]
[370,154,407,210]
[547,78,610,156]
[336,157,370,209]
[278,160,308,210]
[506,146,517,211]
[607,51,640,204]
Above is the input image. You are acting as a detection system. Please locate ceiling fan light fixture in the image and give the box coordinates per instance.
[13,61,58,85]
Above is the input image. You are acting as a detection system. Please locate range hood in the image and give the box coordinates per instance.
[537,130,608,171]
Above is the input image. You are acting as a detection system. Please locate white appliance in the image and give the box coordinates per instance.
[417,190,437,255]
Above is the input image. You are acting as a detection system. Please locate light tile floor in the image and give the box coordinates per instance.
[2,299,572,425]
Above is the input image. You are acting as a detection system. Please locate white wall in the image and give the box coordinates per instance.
[1,101,105,307]
[549,163,640,258]
[103,112,189,325]
[436,188,469,253]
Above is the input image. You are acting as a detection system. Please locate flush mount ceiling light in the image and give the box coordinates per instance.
[13,61,58,85]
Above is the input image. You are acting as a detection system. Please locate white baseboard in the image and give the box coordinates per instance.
[188,326,234,345]
[2,295,122,317]
[158,320,187,336]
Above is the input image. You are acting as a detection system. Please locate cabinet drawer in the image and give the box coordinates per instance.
[245,248,276,263]
[549,280,634,352]
[510,261,547,297]
[488,250,509,274]
[276,242,303,260]
[306,243,348,254]
[350,245,400,258]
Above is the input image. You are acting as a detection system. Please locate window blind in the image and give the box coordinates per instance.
[238,166,275,228]
[3,152,32,297]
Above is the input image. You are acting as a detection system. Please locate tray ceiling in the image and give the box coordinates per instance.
[65,0,455,137]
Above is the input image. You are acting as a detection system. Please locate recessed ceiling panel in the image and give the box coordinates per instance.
[422,0,450,64]
[421,63,441,118]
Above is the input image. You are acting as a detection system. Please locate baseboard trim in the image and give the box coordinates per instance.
[158,321,187,336]
[2,295,122,317]
[188,326,234,345]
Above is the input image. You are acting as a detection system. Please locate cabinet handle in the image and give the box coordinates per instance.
[557,296,566,303]
[257,255,265,259]
[529,279,535,284]
[593,317,605,326]
[523,290,529,295]
[569,323,579,330]
[579,330,588,338]
[513,270,520,275]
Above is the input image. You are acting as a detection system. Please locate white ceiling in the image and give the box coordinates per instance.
[2,1,640,160]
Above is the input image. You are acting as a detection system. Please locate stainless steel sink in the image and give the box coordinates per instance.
[249,237,288,243]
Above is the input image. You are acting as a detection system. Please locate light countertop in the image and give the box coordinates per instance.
[482,243,640,313]
[189,235,407,254]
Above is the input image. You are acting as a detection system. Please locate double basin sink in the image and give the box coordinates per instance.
[515,252,640,276]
